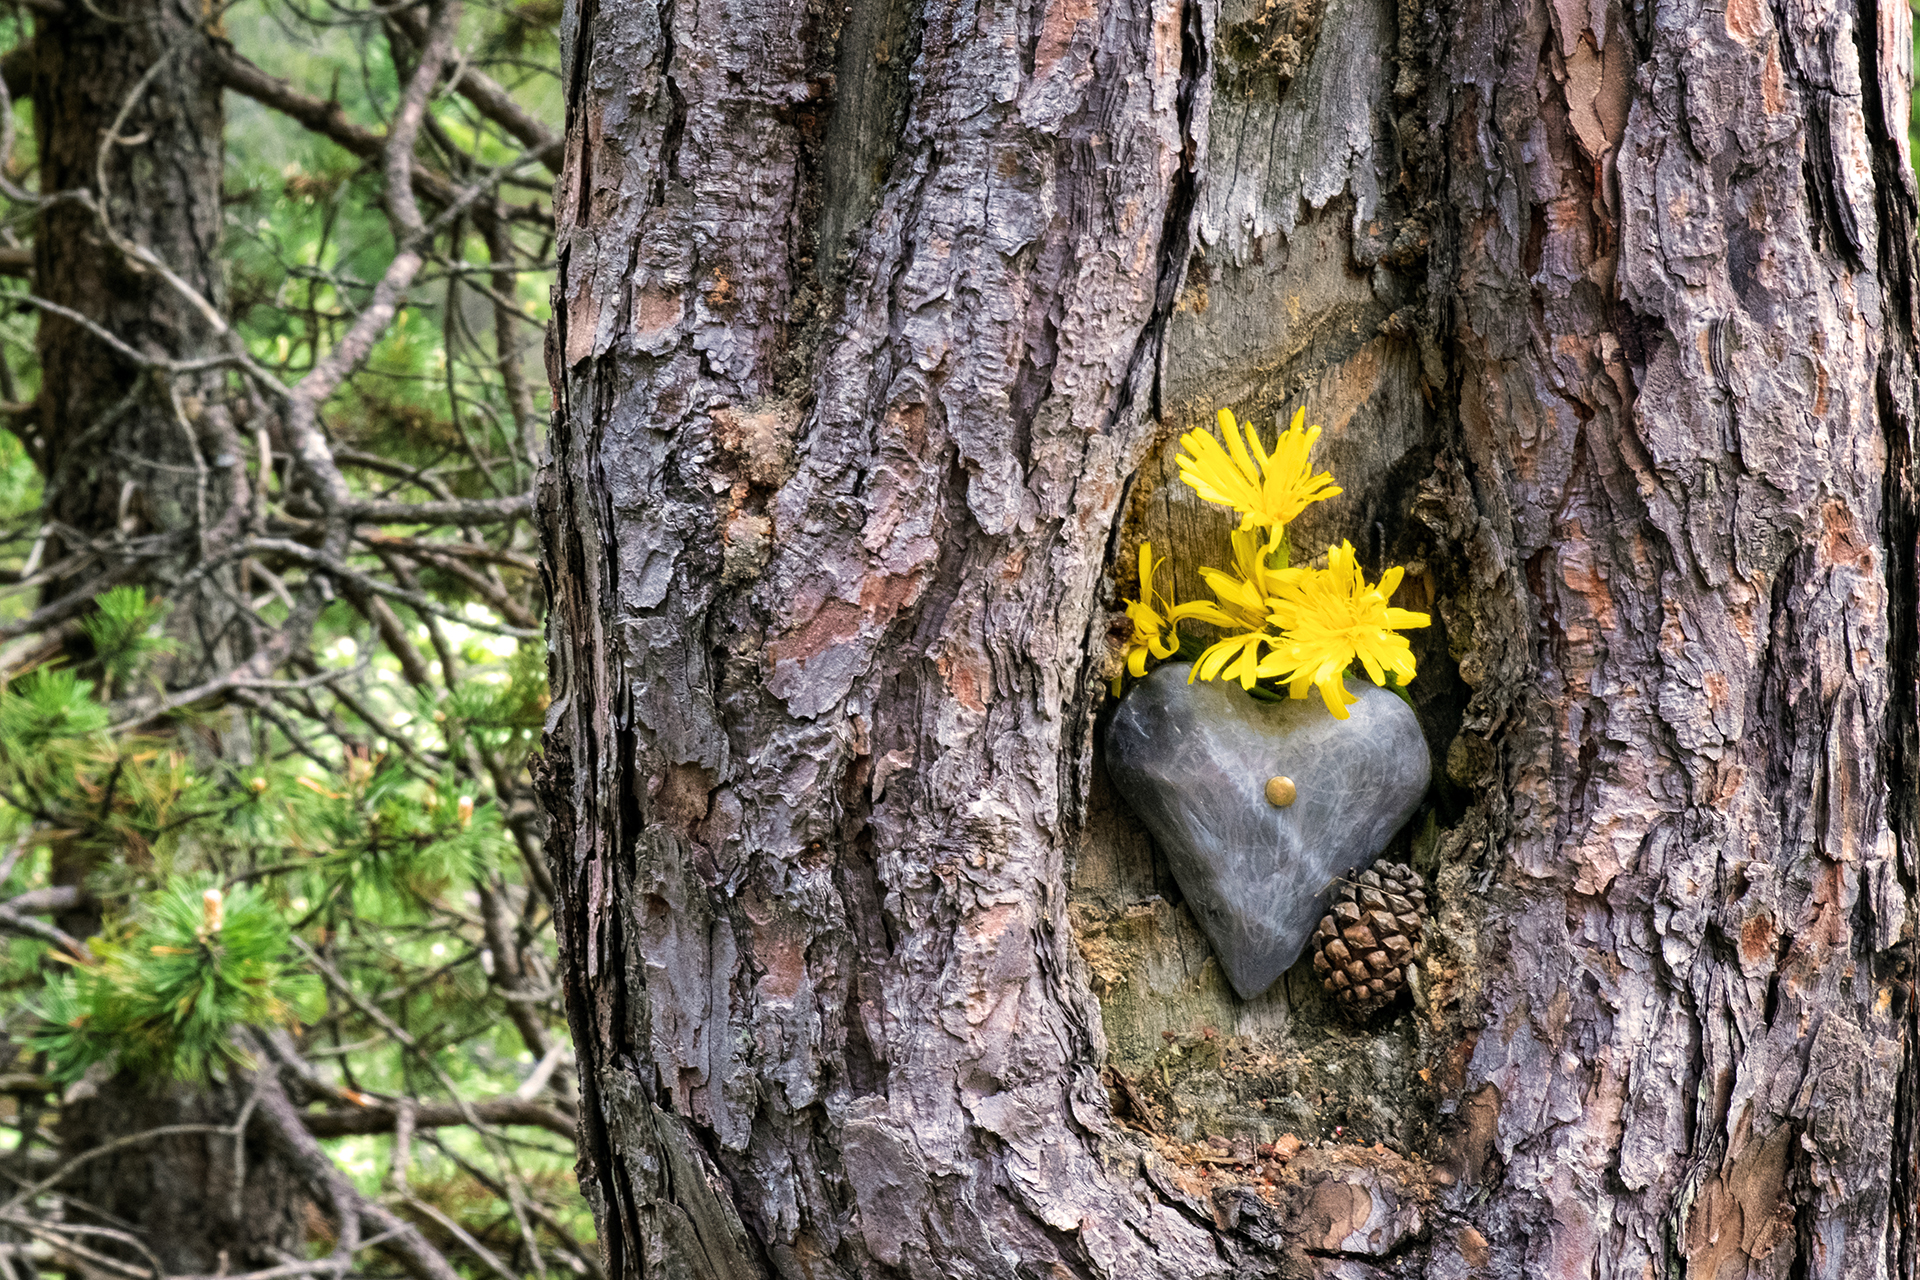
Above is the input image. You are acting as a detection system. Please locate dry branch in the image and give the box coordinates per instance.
[300,1096,573,1140]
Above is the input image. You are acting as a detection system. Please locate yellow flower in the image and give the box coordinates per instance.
[1180,529,1289,690]
[1187,632,1267,688]
[1264,541,1430,719]
[1175,407,1341,544]
[1120,542,1185,680]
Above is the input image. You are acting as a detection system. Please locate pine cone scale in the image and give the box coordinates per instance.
[1308,860,1429,1019]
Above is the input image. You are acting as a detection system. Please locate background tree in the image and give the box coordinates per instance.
[541,0,1920,1273]
[0,0,586,1274]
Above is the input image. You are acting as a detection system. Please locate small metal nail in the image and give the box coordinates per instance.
[1265,775,1297,807]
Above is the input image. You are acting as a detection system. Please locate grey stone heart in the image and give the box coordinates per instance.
[1104,664,1431,1000]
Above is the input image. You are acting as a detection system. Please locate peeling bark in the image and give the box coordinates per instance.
[541,0,1920,1266]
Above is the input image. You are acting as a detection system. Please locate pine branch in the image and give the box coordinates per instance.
[388,3,562,172]
[237,1038,467,1280]
[0,902,87,960]
[347,493,533,525]
[301,1095,573,1139]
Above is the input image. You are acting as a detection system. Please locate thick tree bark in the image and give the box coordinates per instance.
[27,2,301,1268]
[541,0,1920,1272]
[33,0,250,683]
[56,1076,310,1273]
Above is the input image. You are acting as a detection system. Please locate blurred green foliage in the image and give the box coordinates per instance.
[222,0,557,487]
[0,0,583,1269]
[31,878,322,1082]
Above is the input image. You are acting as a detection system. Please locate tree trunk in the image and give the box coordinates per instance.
[33,0,250,683]
[56,1076,311,1273]
[540,0,1920,1269]
[28,2,301,1268]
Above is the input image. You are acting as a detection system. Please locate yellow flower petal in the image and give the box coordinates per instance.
[1317,675,1353,719]
[1175,407,1342,535]
[1190,632,1268,686]
[1167,606,1244,637]
[1263,541,1428,715]
[1196,566,1267,625]
[1119,541,1195,682]
[1218,408,1259,483]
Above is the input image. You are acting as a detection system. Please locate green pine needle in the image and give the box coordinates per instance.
[28,879,318,1083]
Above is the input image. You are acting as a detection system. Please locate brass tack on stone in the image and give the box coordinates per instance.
[1264,775,1298,807]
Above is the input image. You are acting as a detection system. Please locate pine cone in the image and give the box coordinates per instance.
[1310,860,1428,1018]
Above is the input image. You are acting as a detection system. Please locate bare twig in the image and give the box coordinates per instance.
[0,905,88,961]
[291,938,550,1272]
[0,830,39,892]
[359,530,538,572]
[0,887,80,916]
[106,657,370,734]
[389,2,562,172]
[0,1125,233,1214]
[0,1216,156,1280]
[300,1095,573,1140]
[0,2,559,1270]
[237,1035,462,1280]
[348,493,532,525]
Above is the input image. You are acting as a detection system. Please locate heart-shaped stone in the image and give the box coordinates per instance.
[1104,664,1431,1000]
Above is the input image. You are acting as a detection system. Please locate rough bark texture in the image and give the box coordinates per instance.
[57,1075,310,1273]
[32,0,251,689]
[29,3,300,1268]
[541,0,1920,1268]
